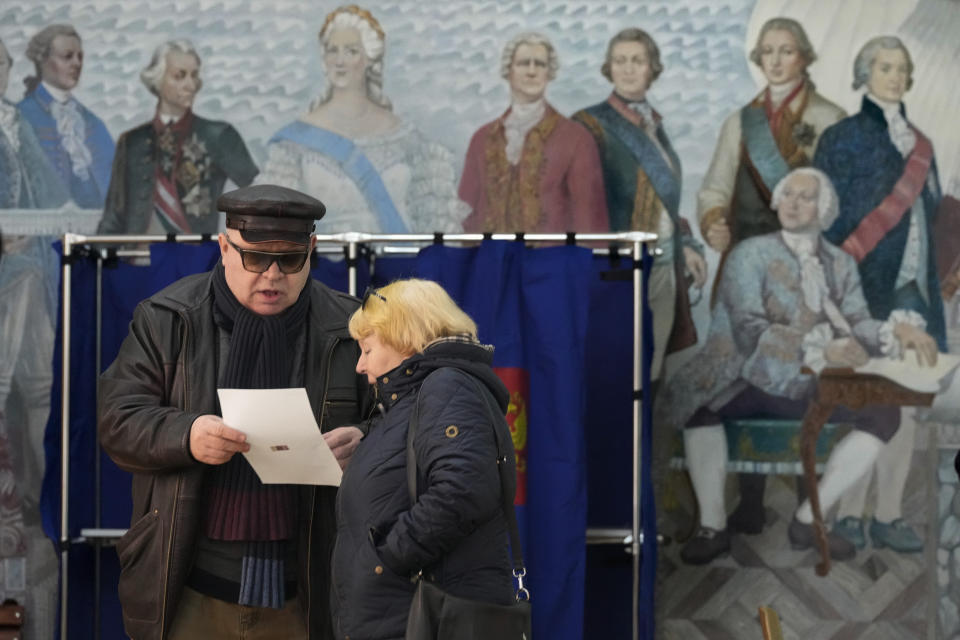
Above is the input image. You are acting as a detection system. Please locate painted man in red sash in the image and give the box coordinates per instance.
[98,39,258,235]
[815,35,945,553]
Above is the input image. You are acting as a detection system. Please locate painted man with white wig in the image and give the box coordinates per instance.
[657,167,938,565]
[98,39,258,235]
[17,24,114,208]
[459,32,608,233]
[815,35,947,554]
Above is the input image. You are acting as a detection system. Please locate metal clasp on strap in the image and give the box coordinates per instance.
[513,568,530,601]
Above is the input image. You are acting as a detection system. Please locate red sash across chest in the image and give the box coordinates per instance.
[841,129,933,263]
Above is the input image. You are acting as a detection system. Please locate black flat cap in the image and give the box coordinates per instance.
[218,184,326,244]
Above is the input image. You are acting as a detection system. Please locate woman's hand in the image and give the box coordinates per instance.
[893,322,938,367]
[824,336,869,367]
[324,426,364,470]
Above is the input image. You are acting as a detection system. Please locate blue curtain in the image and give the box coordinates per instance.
[40,241,652,639]
[418,241,595,640]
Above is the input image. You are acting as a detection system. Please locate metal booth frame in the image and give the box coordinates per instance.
[57,230,657,640]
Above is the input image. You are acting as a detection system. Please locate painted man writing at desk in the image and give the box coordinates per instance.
[659,167,938,565]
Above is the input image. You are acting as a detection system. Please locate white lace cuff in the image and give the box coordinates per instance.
[801,322,834,374]
[879,309,927,358]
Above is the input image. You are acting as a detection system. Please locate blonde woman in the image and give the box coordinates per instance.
[331,279,516,638]
[259,5,467,234]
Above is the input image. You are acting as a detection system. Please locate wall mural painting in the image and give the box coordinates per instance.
[1,1,959,639]
[459,32,608,234]
[98,39,259,235]
[258,5,467,235]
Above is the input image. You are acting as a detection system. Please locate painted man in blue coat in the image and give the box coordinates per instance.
[0,37,67,209]
[814,35,945,553]
[17,24,113,208]
[815,37,945,348]
[97,40,258,235]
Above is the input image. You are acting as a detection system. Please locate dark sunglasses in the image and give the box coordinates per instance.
[225,235,310,274]
[361,286,387,309]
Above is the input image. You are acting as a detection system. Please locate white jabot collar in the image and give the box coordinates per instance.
[504,98,546,165]
[767,78,803,109]
[780,229,818,256]
[507,98,546,124]
[866,92,902,118]
[866,92,915,157]
[41,81,71,104]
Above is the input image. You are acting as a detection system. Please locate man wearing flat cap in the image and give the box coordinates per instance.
[98,184,369,640]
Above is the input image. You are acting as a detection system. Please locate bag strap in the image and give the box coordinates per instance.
[406,369,530,600]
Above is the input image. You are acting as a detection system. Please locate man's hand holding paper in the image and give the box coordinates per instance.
[217,387,345,486]
[189,415,250,465]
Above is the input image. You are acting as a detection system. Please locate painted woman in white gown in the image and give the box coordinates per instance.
[258,5,468,234]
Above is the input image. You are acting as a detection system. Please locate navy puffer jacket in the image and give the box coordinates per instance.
[331,338,516,640]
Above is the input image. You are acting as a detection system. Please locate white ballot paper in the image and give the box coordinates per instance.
[854,350,960,394]
[217,387,342,486]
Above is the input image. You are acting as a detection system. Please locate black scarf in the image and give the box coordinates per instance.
[211,262,310,390]
[203,263,311,607]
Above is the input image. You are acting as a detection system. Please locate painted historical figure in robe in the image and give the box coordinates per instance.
[459,32,608,233]
[815,36,946,553]
[659,168,938,565]
[17,24,114,208]
[0,38,67,209]
[259,4,467,234]
[98,40,258,235]
[0,36,67,524]
[695,17,846,535]
[573,28,706,378]
[0,40,60,595]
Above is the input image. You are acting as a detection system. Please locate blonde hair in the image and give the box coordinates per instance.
[312,4,391,110]
[349,279,478,355]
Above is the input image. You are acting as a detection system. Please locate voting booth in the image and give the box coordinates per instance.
[42,232,658,640]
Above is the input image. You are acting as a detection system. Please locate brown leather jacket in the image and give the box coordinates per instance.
[98,269,368,639]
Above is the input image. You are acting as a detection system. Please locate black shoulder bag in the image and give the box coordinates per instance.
[404,372,532,640]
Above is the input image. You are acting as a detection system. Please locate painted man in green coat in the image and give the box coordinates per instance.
[572,28,707,547]
[573,27,706,379]
[98,39,258,235]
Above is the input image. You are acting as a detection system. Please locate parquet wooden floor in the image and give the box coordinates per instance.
[656,465,934,640]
